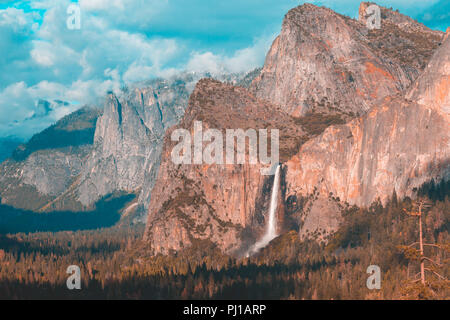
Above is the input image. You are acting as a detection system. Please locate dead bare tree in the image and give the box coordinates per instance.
[401,199,448,290]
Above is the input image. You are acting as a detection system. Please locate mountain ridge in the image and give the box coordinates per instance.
[250,3,443,117]
[143,2,449,254]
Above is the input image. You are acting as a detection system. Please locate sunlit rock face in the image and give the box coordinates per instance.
[406,30,450,117]
[144,4,448,253]
[250,3,442,117]
[285,29,450,239]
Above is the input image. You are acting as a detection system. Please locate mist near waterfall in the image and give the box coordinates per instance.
[247,164,281,256]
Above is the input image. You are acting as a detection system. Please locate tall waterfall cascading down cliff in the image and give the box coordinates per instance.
[247,164,281,256]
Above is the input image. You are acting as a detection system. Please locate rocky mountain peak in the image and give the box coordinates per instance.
[140,4,449,254]
[284,33,450,239]
[250,2,443,117]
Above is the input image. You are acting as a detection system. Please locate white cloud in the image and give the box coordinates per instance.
[30,42,56,66]
[186,33,274,74]
[0,78,123,138]
[123,63,155,83]
[79,0,125,11]
[0,7,32,27]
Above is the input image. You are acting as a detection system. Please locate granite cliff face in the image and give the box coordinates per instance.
[285,29,449,239]
[74,78,190,219]
[250,3,442,117]
[144,79,305,255]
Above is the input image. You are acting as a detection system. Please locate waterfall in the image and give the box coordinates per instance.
[247,164,281,256]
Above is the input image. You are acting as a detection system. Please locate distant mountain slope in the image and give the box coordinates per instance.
[0,107,101,211]
[11,106,101,162]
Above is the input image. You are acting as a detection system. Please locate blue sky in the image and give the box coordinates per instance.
[0,0,448,139]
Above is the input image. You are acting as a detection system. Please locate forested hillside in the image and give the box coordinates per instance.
[1,188,447,300]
